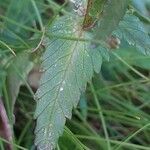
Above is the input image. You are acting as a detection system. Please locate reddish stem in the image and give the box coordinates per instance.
[0,97,13,150]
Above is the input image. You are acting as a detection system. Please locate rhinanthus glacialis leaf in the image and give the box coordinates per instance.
[113,14,150,55]
[34,15,103,150]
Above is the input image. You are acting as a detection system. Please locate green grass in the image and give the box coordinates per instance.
[0,0,150,149]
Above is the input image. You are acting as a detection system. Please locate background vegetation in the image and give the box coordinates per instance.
[0,0,150,150]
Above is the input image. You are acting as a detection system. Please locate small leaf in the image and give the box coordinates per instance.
[83,0,107,29]
[113,14,150,55]
[88,0,106,17]
[34,15,103,149]
[6,53,33,114]
[95,0,128,40]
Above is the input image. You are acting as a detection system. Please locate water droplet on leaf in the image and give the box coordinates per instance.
[60,87,63,91]
[39,68,45,72]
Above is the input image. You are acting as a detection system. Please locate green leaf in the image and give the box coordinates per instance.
[0,68,6,96]
[89,0,106,17]
[34,1,131,148]
[34,15,103,149]
[113,14,150,55]
[6,53,33,114]
[82,0,107,29]
[0,0,36,44]
[95,0,128,40]
[0,48,8,96]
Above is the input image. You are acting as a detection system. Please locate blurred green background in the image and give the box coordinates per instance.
[0,0,150,150]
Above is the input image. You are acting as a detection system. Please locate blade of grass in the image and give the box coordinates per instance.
[46,0,69,26]
[112,51,149,80]
[0,15,41,34]
[76,135,150,150]
[17,119,32,145]
[89,82,111,150]
[31,0,43,29]
[64,126,90,150]
[6,29,30,48]
[0,40,16,56]
[114,123,150,150]
[0,137,27,150]
[96,79,150,93]
[0,141,5,150]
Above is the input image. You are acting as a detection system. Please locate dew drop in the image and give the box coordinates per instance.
[49,132,52,137]
[44,129,47,134]
[60,87,63,91]
[135,116,141,120]
[74,0,82,8]
[39,68,45,72]
[49,123,52,128]
[41,128,45,132]
[128,40,134,46]
[68,31,72,34]
[34,94,38,101]
[73,28,76,32]
[70,0,85,16]
[50,142,54,150]
[70,0,75,2]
